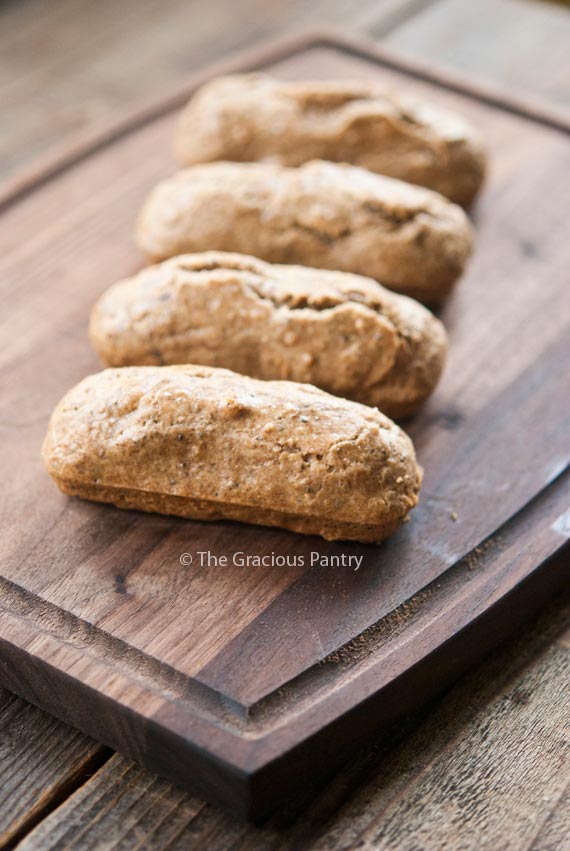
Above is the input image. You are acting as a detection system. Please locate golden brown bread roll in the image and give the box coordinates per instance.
[175,74,486,207]
[42,365,422,542]
[90,252,447,418]
[136,160,474,303]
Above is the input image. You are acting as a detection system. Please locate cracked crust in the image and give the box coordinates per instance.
[90,252,447,418]
[42,365,422,542]
[175,74,486,207]
[136,160,474,303]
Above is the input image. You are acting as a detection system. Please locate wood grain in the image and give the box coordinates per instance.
[13,594,570,850]
[328,635,570,850]
[385,0,570,111]
[0,32,569,819]
[0,689,108,849]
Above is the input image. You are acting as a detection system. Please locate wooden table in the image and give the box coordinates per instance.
[1,1,569,848]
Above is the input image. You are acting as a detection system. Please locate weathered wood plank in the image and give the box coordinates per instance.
[14,596,570,850]
[0,689,108,849]
[12,755,206,851]
[385,0,570,110]
[530,779,570,851]
[321,631,570,851]
[0,0,427,181]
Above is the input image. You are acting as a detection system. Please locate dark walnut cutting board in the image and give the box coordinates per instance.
[0,32,569,821]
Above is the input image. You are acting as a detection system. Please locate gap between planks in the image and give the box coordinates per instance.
[0,688,111,851]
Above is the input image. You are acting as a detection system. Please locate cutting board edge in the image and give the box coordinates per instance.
[1,541,567,820]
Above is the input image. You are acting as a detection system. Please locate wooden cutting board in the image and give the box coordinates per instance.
[0,31,569,821]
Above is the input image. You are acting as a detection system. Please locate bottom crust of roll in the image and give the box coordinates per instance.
[52,476,408,544]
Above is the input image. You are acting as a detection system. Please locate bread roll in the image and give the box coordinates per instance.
[90,252,447,418]
[175,75,486,206]
[42,365,422,542]
[136,160,473,303]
